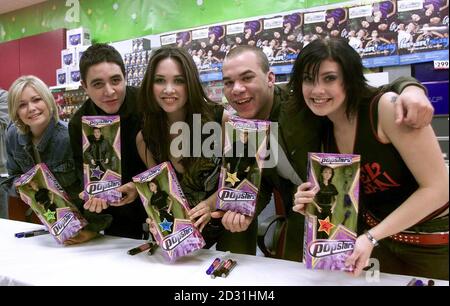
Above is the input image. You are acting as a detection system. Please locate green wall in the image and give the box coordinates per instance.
[0,0,343,43]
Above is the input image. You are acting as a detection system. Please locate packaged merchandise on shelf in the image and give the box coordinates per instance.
[56,68,69,86]
[61,48,76,68]
[66,27,91,48]
[216,116,270,217]
[69,66,81,84]
[82,116,122,204]
[76,45,90,64]
[304,152,360,272]
[15,163,88,244]
[133,162,205,262]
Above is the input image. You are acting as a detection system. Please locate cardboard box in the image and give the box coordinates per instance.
[67,27,91,48]
[304,152,360,272]
[133,162,205,262]
[15,163,87,244]
[216,116,270,217]
[82,116,122,204]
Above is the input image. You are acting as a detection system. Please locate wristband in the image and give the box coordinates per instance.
[365,230,379,247]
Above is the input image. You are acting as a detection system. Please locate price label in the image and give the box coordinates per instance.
[434,60,449,70]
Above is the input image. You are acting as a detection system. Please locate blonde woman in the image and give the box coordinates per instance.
[5,75,106,244]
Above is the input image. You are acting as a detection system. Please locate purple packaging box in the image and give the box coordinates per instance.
[216,116,270,217]
[133,162,205,262]
[304,152,360,272]
[82,116,121,204]
[15,163,87,244]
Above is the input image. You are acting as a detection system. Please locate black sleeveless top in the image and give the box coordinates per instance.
[324,94,418,220]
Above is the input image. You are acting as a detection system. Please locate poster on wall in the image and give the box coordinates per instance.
[348,1,399,67]
[158,0,448,83]
[258,14,303,74]
[243,19,264,46]
[225,22,245,50]
[303,10,329,44]
[397,0,449,64]
[325,7,349,39]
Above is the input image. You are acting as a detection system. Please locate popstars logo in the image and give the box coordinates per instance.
[51,212,74,236]
[231,122,259,131]
[320,157,352,165]
[86,180,121,195]
[308,240,354,258]
[20,172,36,185]
[218,188,257,201]
[88,119,113,126]
[139,167,162,183]
[161,226,194,251]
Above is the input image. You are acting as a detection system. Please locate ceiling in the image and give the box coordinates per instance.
[0,0,48,15]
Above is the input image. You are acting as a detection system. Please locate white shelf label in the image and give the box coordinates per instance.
[434,60,449,70]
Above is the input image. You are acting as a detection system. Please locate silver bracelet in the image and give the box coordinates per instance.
[365,231,379,247]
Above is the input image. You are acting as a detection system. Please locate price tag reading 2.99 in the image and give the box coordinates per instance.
[434,60,449,70]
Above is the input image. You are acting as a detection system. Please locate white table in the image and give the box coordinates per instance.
[0,219,448,286]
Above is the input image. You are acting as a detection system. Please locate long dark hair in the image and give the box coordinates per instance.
[319,166,335,184]
[138,46,214,168]
[288,38,377,120]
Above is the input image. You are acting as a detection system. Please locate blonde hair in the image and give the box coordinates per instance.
[8,75,59,134]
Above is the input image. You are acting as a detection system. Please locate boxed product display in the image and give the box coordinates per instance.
[61,48,76,68]
[304,152,360,272]
[66,27,91,48]
[216,116,270,217]
[75,45,90,64]
[15,163,88,244]
[69,66,81,84]
[82,116,122,204]
[56,68,69,86]
[133,162,205,262]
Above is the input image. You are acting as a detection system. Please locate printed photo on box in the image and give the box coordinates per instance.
[304,152,360,272]
[82,116,121,203]
[216,116,270,217]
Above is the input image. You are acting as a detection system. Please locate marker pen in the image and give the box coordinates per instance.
[15,229,49,238]
[221,259,237,278]
[206,251,230,275]
[406,278,417,286]
[127,242,152,255]
[147,242,157,256]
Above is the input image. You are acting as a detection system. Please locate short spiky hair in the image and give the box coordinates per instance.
[79,43,126,83]
[225,45,270,73]
[288,38,375,120]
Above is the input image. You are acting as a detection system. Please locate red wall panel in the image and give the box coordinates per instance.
[19,29,66,87]
[0,39,20,90]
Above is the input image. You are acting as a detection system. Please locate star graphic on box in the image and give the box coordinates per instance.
[159,218,173,233]
[90,166,104,179]
[225,171,240,186]
[43,209,56,222]
[318,216,335,236]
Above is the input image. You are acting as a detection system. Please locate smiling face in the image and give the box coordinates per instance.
[301,58,346,119]
[82,62,126,114]
[153,57,187,120]
[222,50,275,119]
[17,86,51,132]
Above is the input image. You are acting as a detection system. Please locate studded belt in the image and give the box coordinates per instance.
[363,212,449,246]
